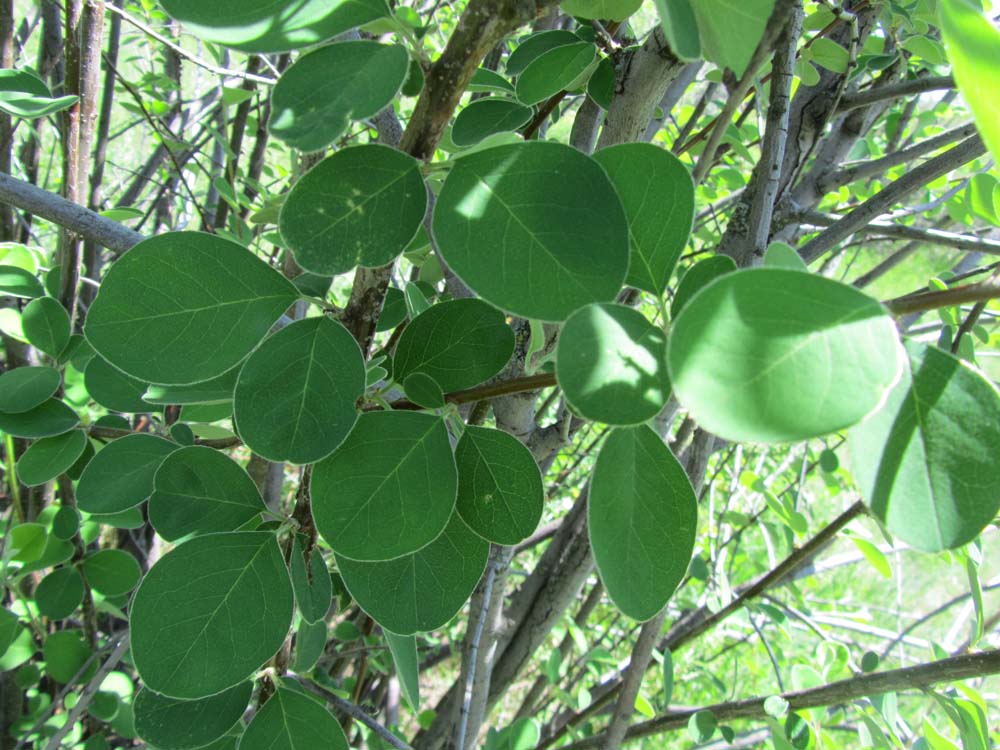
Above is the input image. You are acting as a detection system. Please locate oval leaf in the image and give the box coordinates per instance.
[15,429,88,487]
[36,567,84,619]
[22,297,70,357]
[667,269,903,443]
[134,682,252,750]
[561,0,642,20]
[849,341,1000,551]
[85,356,152,413]
[130,531,293,699]
[290,538,333,624]
[0,366,61,413]
[433,141,629,321]
[557,302,670,425]
[240,688,348,750]
[234,316,364,464]
[515,42,597,105]
[76,434,177,514]
[452,98,534,147]
[0,398,79,438]
[85,232,299,385]
[590,426,697,621]
[280,145,427,276]
[148,446,266,541]
[82,549,141,596]
[506,30,580,76]
[335,512,488,634]
[0,264,44,299]
[311,411,457,561]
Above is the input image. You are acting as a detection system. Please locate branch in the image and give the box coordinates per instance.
[797,134,986,262]
[837,74,955,112]
[559,649,1000,749]
[884,277,1000,316]
[0,170,143,253]
[382,373,557,411]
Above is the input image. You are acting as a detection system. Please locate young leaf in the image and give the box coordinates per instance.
[290,537,333,624]
[269,41,409,152]
[148,446,267,541]
[593,143,694,295]
[234,316,365,464]
[848,341,1000,551]
[393,299,516,392]
[0,398,79,438]
[134,683,251,750]
[556,302,671,425]
[130,531,293,699]
[433,141,629,321]
[240,687,348,750]
[0,366,61,413]
[590,426,697,621]
[403,373,446,408]
[515,42,597,105]
[82,549,141,596]
[85,232,299,385]
[312,412,457,561]
[335,512,489,634]
[22,297,70,357]
[452,99,534,147]
[385,631,420,711]
[667,269,903,443]
[35,567,85,620]
[279,145,427,276]
[454,425,543,545]
[76,434,177,514]
[15,429,88,486]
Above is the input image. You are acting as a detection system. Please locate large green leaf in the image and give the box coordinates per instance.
[849,341,1000,552]
[667,269,903,443]
[240,688,348,750]
[269,42,409,152]
[335,513,488,634]
[939,0,1000,166]
[130,531,293,699]
[556,302,670,425]
[160,0,390,52]
[15,429,88,486]
[0,366,60,413]
[311,411,457,561]
[516,42,597,105]
[653,0,701,61]
[234,316,364,464]
[385,631,420,711]
[452,99,533,147]
[454,425,543,545]
[76,434,177,514]
[22,297,70,358]
[593,144,694,295]
[85,232,298,385]
[0,398,79,438]
[148,446,266,541]
[589,426,697,621]
[279,145,427,276]
[691,0,775,76]
[432,141,629,321]
[134,682,252,750]
[393,299,515,392]
[85,356,152,413]
[561,0,642,20]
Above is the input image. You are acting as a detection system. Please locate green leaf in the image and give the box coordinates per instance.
[36,567,85,619]
[82,549,142,596]
[8,523,47,562]
[433,141,629,321]
[84,356,152,413]
[763,241,807,271]
[269,41,409,152]
[385,631,420,711]
[590,426,697,621]
[85,232,298,385]
[688,709,718,743]
[130,531,293,699]
[515,42,596,105]
[506,30,581,76]
[290,537,333,624]
[848,341,1000,551]
[561,0,642,20]
[765,695,791,718]
[587,57,616,109]
[0,264,44,298]
[0,366,60,413]
[662,648,674,706]
[292,619,327,672]
[654,0,701,61]
[148,446,266,541]
[394,299,515,392]
[335,512,489,634]
[939,0,1000,166]
[279,145,427,276]
[403,372,446,408]
[43,629,93,683]
[667,269,903,443]
[469,67,516,93]
[810,37,850,72]
[671,255,736,318]
[134,682,252,750]
[51,506,80,540]
[312,411,457,561]
[455,425,543,544]
[593,144,694,295]
[850,537,891,578]
[556,302,671,425]
[15,429,88,486]
[240,688,348,750]
[22,297,70,358]
[143,368,239,405]
[160,0,390,52]
[691,0,775,76]
[234,316,364,464]
[0,70,77,118]
[452,99,534,147]
[76,434,177,514]
[0,398,79,438]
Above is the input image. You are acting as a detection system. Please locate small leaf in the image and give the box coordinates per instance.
[763,241,807,271]
[403,372,446,408]
[452,99,533,147]
[76,434,177,514]
[688,710,718,743]
[590,426,697,621]
[292,619,327,673]
[134,682,252,750]
[312,411,457,562]
[670,255,736,318]
[0,366,61,413]
[654,0,701,60]
[765,695,790,718]
[290,538,333,624]
[240,688,348,750]
[516,42,596,106]
[234,316,365,464]
[810,37,850,72]
[36,567,84,620]
[506,30,580,76]
[22,296,70,358]
[130,531,293,699]
[850,537,891,579]
[148,446,266,541]
[0,398,79,438]
[455,425,543,544]
[0,264,43,298]
[15,429,88,486]
[561,0,642,21]
[385,631,420,711]
[82,549,141,596]
[43,630,93,683]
